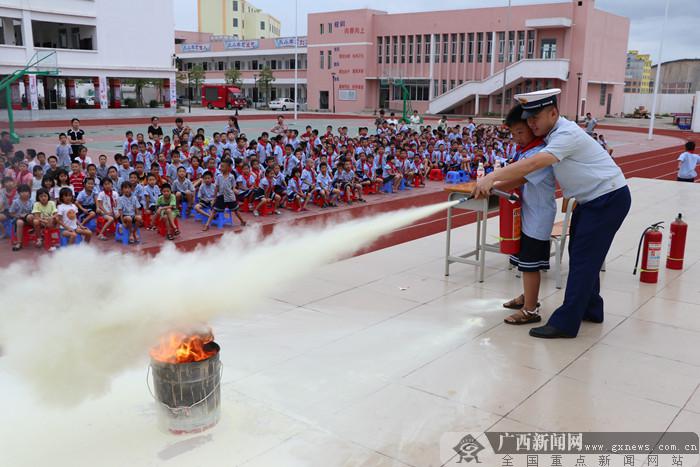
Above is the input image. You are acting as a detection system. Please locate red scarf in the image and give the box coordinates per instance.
[103,189,115,214]
[293,176,301,193]
[264,176,274,196]
[516,137,546,154]
[6,188,17,205]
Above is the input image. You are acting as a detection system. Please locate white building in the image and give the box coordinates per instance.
[0,0,176,115]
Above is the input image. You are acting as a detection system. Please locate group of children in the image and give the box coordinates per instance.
[0,114,527,249]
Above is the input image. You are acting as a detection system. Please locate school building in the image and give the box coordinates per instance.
[0,0,176,116]
[176,0,629,118]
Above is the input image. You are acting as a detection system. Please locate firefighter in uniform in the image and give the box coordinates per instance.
[473,89,632,339]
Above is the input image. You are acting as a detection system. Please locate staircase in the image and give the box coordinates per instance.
[428,59,570,114]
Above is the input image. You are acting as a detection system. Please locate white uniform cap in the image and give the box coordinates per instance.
[513,88,561,118]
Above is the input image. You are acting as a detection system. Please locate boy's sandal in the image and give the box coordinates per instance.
[503,295,539,310]
[167,234,175,240]
[12,244,22,251]
[504,307,542,325]
[174,229,181,236]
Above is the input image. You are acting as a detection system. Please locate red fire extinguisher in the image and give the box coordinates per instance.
[499,190,521,255]
[666,213,687,270]
[633,221,664,283]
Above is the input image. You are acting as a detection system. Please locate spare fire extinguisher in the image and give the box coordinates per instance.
[499,190,521,255]
[666,213,687,270]
[633,221,664,283]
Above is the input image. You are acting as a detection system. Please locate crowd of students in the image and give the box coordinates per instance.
[0,111,615,251]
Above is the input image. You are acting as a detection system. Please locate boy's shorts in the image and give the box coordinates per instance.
[273,185,286,195]
[252,188,265,201]
[197,199,213,209]
[382,175,395,184]
[237,189,252,201]
[509,232,551,272]
[214,195,239,212]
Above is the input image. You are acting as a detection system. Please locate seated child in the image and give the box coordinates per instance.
[286,167,310,211]
[75,177,98,226]
[171,166,195,216]
[96,178,119,240]
[56,187,92,245]
[195,171,218,231]
[253,167,282,217]
[235,163,257,210]
[31,188,57,247]
[156,183,179,240]
[8,184,34,251]
[316,162,340,207]
[117,181,143,244]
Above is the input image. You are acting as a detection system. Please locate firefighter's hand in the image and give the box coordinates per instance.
[473,173,495,199]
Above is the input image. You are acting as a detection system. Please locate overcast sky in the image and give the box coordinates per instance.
[173,0,699,64]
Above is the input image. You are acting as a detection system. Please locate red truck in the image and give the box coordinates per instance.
[201,84,246,110]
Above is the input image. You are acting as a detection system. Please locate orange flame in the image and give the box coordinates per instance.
[150,329,217,364]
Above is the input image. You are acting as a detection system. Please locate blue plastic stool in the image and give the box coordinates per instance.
[1,218,13,239]
[445,171,461,184]
[59,232,82,247]
[84,218,97,232]
[458,171,470,182]
[213,209,234,229]
[399,178,412,191]
[180,200,189,218]
[382,181,394,193]
[115,223,141,245]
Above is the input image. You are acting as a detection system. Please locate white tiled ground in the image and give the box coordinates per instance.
[1,178,699,467]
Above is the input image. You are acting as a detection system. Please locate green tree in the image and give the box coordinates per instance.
[257,66,275,106]
[224,68,242,88]
[176,64,206,103]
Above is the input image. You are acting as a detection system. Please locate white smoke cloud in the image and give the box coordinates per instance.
[0,201,456,406]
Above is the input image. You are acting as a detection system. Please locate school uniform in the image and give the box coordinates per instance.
[143,185,161,211]
[256,177,275,201]
[507,140,556,273]
[515,89,631,339]
[235,173,256,201]
[334,170,355,190]
[316,172,333,192]
[283,155,300,178]
[300,168,317,193]
[214,173,239,211]
[272,172,287,196]
[117,193,141,218]
[286,177,304,201]
[197,182,216,208]
[677,151,699,182]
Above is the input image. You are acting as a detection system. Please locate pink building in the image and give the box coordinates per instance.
[177,0,629,118]
[307,0,628,118]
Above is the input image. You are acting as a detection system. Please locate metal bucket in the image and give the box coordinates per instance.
[148,342,222,434]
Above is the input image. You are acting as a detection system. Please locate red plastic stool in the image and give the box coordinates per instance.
[156,215,180,237]
[363,184,376,195]
[96,216,116,236]
[343,189,357,203]
[43,228,61,250]
[10,223,38,247]
[413,175,424,187]
[429,169,444,181]
[238,196,253,213]
[313,192,326,207]
[259,202,275,216]
[142,210,152,229]
[286,198,302,212]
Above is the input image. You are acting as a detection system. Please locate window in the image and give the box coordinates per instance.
[459,33,465,63]
[233,18,238,27]
[319,50,324,69]
[508,31,515,62]
[289,58,296,69]
[0,17,23,46]
[416,35,422,63]
[232,0,238,11]
[218,61,224,71]
[202,62,208,71]
[408,35,414,64]
[450,79,455,90]
[424,34,430,63]
[392,36,397,64]
[400,36,406,64]
[385,36,390,64]
[320,23,324,34]
[540,39,556,59]
[234,60,241,70]
[441,79,447,94]
[468,33,474,62]
[328,22,332,33]
[599,84,607,105]
[442,33,448,63]
[434,34,440,63]
[451,33,457,63]
[433,80,439,97]
[498,31,505,62]
[486,32,492,63]
[260,21,265,31]
[32,20,95,50]
[377,36,383,64]
[527,30,535,59]
[252,59,258,69]
[517,31,525,61]
[328,49,332,69]
[270,60,277,70]
[477,32,483,62]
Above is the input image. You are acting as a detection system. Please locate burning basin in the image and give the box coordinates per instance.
[149,329,222,434]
